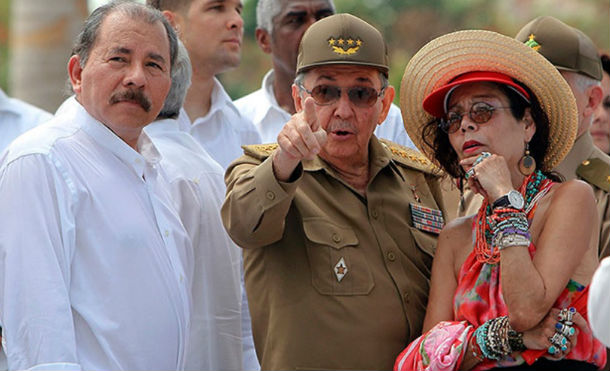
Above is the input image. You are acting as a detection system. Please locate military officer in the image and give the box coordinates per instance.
[221,13,455,371]
[516,16,610,258]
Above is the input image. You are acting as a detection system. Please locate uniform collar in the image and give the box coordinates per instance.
[64,97,161,178]
[555,131,596,180]
[302,135,398,180]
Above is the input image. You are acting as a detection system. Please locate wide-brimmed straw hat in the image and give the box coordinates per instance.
[400,29,578,171]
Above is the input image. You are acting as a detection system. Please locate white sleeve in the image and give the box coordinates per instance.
[0,154,81,370]
[589,256,610,347]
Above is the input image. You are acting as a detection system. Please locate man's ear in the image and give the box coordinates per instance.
[292,84,303,112]
[377,85,395,124]
[67,55,83,94]
[255,28,272,54]
[584,84,603,117]
[162,10,182,35]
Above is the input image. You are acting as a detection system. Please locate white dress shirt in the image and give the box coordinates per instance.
[0,97,192,371]
[180,77,261,169]
[0,88,52,152]
[177,78,260,370]
[144,118,243,371]
[589,256,610,347]
[234,69,417,149]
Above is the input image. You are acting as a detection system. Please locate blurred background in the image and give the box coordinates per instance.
[0,0,608,112]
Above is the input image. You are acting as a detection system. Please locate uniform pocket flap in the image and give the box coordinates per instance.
[408,226,437,258]
[303,218,359,249]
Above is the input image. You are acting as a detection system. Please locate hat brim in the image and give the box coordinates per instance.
[400,29,578,172]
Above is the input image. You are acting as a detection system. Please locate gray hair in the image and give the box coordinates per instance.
[73,0,178,69]
[256,0,335,33]
[562,70,602,93]
[158,40,192,119]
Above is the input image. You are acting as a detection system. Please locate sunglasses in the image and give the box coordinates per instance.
[299,84,385,108]
[439,102,512,134]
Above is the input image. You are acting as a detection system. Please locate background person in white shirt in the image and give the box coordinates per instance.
[147,0,261,169]
[0,89,52,152]
[147,2,261,369]
[0,2,193,370]
[235,0,416,149]
[145,40,243,371]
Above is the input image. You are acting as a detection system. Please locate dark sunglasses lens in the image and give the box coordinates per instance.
[311,85,341,105]
[348,87,377,107]
[470,104,493,123]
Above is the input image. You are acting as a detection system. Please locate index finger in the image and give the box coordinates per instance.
[303,97,320,132]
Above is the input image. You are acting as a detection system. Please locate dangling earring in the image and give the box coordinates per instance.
[518,141,536,176]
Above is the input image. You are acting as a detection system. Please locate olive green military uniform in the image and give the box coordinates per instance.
[555,132,610,257]
[222,138,452,370]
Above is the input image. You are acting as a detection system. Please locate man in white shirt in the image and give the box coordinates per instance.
[147,0,261,169]
[147,2,261,369]
[235,0,416,149]
[0,3,192,370]
[0,88,52,152]
[145,41,243,371]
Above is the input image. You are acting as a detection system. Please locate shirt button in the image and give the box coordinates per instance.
[164,230,169,237]
[387,251,396,261]
[266,191,275,200]
[135,158,142,164]
[403,292,410,304]
[332,233,341,243]
[180,274,184,283]
[371,209,379,219]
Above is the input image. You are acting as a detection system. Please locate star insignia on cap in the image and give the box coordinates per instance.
[524,34,541,51]
[328,36,362,55]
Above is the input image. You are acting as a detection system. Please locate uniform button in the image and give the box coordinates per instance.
[266,191,275,200]
[387,251,396,261]
[332,233,341,243]
[582,160,591,166]
[371,209,379,219]
[403,292,410,304]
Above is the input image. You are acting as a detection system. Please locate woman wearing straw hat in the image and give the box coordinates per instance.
[394,30,606,370]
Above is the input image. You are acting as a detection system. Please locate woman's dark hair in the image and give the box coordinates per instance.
[421,80,563,182]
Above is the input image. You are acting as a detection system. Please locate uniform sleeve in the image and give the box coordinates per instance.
[0,154,81,371]
[598,190,609,258]
[589,257,610,347]
[221,154,301,248]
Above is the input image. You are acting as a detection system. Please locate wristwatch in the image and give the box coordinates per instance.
[492,190,524,210]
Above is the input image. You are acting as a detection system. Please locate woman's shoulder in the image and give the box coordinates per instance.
[549,178,596,204]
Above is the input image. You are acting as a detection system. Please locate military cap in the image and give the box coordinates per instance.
[516,16,602,80]
[296,13,389,76]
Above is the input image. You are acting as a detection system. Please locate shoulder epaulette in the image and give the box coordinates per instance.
[577,157,610,192]
[242,143,279,161]
[379,138,439,175]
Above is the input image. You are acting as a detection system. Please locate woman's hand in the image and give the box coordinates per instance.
[521,308,588,359]
[460,152,513,202]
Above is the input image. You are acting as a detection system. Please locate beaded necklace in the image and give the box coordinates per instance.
[474,170,551,264]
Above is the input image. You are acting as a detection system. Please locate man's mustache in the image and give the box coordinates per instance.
[109,89,151,112]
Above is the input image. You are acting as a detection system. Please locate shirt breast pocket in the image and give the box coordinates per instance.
[303,217,374,296]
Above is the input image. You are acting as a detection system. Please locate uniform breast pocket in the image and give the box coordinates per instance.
[303,217,374,296]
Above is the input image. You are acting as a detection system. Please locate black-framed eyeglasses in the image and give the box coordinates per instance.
[298,84,385,108]
[439,102,512,134]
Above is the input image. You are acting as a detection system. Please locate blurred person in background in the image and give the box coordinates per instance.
[591,53,610,155]
[0,88,51,152]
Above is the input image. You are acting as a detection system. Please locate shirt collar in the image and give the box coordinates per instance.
[192,77,241,124]
[65,97,161,177]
